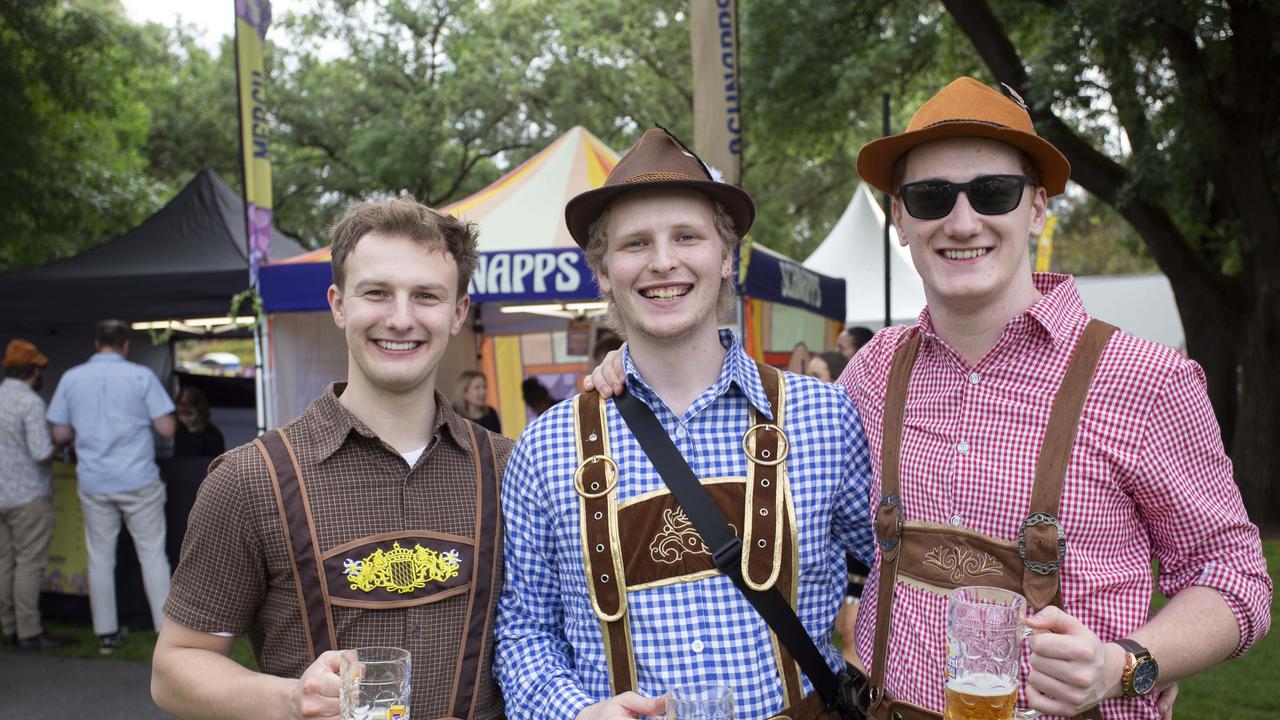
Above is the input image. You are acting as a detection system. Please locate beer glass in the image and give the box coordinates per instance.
[945,587,1037,720]
[667,684,733,720]
[340,646,412,720]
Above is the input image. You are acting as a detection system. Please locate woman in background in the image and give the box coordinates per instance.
[805,351,848,383]
[453,370,501,434]
[173,386,225,457]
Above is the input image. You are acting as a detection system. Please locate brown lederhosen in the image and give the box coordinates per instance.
[574,359,839,720]
[253,422,501,720]
[865,320,1115,720]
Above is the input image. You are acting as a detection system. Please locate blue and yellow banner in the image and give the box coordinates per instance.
[236,0,273,281]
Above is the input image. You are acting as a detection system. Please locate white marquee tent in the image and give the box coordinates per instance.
[803,183,927,327]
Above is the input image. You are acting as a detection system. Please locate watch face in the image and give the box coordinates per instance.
[1132,658,1159,695]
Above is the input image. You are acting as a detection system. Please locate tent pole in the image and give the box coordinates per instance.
[882,92,892,329]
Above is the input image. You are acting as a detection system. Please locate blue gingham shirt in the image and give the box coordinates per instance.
[496,331,874,720]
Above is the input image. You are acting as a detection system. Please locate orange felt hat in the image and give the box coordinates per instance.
[565,126,755,248]
[857,76,1071,197]
[3,339,48,368]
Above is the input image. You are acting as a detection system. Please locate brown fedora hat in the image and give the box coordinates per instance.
[857,76,1070,197]
[565,127,755,248]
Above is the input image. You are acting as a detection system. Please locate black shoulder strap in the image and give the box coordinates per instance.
[614,390,858,715]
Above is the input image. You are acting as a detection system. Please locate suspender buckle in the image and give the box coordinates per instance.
[711,536,743,571]
[1019,511,1067,574]
[875,494,904,552]
[574,455,619,498]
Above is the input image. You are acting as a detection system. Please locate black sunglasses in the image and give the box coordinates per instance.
[897,174,1032,220]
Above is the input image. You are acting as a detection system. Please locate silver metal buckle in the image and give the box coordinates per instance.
[876,494,903,551]
[1018,511,1066,574]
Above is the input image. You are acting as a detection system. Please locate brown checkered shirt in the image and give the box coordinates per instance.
[166,384,512,718]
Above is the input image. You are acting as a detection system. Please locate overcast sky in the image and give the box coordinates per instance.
[120,0,307,51]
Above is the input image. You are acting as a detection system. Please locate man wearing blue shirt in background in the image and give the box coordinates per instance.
[495,128,875,720]
[48,318,175,653]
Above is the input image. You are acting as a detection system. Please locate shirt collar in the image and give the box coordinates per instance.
[89,352,125,363]
[310,383,469,463]
[621,329,775,420]
[915,272,1086,353]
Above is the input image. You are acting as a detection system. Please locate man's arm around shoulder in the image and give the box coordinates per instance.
[152,620,342,720]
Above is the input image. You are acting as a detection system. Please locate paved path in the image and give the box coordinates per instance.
[0,651,172,718]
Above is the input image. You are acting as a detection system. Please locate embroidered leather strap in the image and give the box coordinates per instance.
[575,391,634,695]
[448,423,502,720]
[255,429,337,659]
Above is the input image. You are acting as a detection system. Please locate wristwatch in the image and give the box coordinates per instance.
[1115,638,1159,698]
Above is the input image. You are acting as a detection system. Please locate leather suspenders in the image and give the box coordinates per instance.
[868,320,1116,720]
[253,421,500,719]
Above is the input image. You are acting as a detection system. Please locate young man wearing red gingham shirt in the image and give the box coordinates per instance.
[844,77,1271,719]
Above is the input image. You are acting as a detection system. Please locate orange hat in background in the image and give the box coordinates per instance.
[3,339,48,368]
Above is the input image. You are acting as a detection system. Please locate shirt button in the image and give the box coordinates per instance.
[950,514,963,526]
[676,425,688,439]
[968,372,981,385]
[690,639,705,653]
[956,440,969,455]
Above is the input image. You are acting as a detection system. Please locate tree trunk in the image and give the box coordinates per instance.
[1233,287,1280,532]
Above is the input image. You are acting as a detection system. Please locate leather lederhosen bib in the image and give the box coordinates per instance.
[864,320,1115,720]
[573,359,839,720]
[253,421,501,720]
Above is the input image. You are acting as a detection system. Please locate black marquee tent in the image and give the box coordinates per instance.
[0,168,305,333]
[0,169,306,623]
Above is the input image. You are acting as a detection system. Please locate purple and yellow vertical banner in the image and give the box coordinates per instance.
[236,0,273,281]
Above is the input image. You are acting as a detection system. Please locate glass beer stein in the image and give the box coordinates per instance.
[945,586,1037,720]
[340,646,412,720]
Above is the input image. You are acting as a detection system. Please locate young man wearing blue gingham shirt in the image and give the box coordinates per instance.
[494,128,875,720]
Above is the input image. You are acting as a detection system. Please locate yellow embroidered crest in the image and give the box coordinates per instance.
[923,545,1002,584]
[344,542,462,594]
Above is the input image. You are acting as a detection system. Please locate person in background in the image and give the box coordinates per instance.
[454,369,502,434]
[48,319,175,653]
[0,339,71,652]
[588,335,623,372]
[804,351,848,384]
[520,377,556,418]
[173,386,225,458]
[835,326,873,360]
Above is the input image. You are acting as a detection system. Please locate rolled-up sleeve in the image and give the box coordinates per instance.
[495,435,595,720]
[1135,360,1272,656]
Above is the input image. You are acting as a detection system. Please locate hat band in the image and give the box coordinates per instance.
[623,171,704,184]
[917,117,1024,132]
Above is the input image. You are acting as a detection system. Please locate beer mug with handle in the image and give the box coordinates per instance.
[945,587,1038,720]
[340,646,412,720]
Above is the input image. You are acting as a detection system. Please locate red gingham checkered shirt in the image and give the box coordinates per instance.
[838,274,1272,719]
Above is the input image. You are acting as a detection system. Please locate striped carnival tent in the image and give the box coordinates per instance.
[259,127,621,434]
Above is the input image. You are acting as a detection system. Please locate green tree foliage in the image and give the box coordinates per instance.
[747,0,1280,522]
[1050,195,1157,277]
[0,0,166,270]
[265,0,693,245]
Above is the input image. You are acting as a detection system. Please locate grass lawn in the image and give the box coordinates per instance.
[4,542,1275,718]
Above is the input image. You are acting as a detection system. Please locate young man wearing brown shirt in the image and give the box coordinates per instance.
[152,198,513,720]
